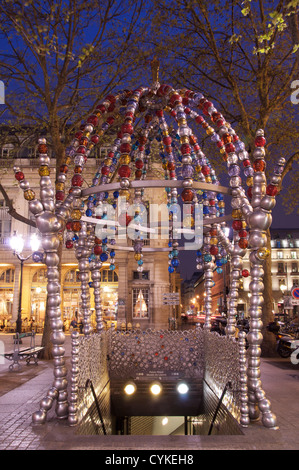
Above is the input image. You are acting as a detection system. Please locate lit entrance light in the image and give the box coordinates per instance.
[150,381,162,396]
[162,417,168,426]
[124,381,137,396]
[176,382,189,395]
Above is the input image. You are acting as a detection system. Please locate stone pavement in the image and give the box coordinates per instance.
[0,333,298,451]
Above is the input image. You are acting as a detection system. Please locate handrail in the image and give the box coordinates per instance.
[208,381,232,435]
[85,379,107,435]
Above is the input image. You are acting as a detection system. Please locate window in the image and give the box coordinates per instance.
[133,270,149,280]
[291,263,298,273]
[0,268,15,283]
[32,269,47,283]
[277,251,283,259]
[277,262,286,274]
[132,288,149,318]
[291,251,297,259]
[64,269,80,283]
[293,279,299,287]
[101,269,118,283]
[0,199,12,244]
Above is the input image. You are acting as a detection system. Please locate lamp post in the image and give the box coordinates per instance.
[10,231,41,334]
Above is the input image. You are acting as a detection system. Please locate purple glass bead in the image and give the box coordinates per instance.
[182,165,194,178]
[228,165,240,177]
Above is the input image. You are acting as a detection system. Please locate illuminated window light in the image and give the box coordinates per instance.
[124,381,137,396]
[149,381,162,396]
[177,382,189,395]
[162,417,168,426]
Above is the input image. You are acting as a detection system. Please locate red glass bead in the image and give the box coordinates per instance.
[266,184,278,196]
[181,144,191,155]
[225,143,235,153]
[74,131,83,140]
[105,94,116,103]
[101,166,110,176]
[87,115,98,126]
[255,136,266,147]
[120,143,131,154]
[169,93,182,107]
[243,159,251,167]
[72,174,83,187]
[195,115,204,124]
[135,159,144,169]
[238,238,248,249]
[156,109,163,117]
[96,104,106,114]
[118,165,131,178]
[232,220,243,231]
[201,165,210,176]
[135,170,142,179]
[94,245,103,255]
[253,160,265,172]
[55,191,65,201]
[167,162,175,171]
[121,123,133,134]
[163,136,172,146]
[66,240,73,249]
[66,222,73,230]
[38,144,47,154]
[210,246,218,255]
[202,100,213,115]
[238,229,247,238]
[15,171,24,181]
[247,187,252,198]
[181,188,194,202]
[91,134,100,144]
[242,269,249,277]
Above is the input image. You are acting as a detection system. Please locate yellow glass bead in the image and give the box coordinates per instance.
[164,106,171,113]
[39,165,50,176]
[120,189,131,201]
[210,237,218,245]
[220,148,226,154]
[55,182,65,191]
[65,157,71,165]
[205,176,212,183]
[119,155,131,165]
[24,189,35,201]
[196,165,202,172]
[246,177,253,186]
[242,221,247,228]
[256,248,270,260]
[162,163,168,170]
[206,127,214,135]
[180,136,189,144]
[134,254,142,261]
[178,118,187,126]
[71,209,82,220]
[218,201,225,208]
[104,158,112,166]
[232,209,242,219]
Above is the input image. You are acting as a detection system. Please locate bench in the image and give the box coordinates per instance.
[2,331,44,371]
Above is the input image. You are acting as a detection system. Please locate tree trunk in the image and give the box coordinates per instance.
[261,228,277,357]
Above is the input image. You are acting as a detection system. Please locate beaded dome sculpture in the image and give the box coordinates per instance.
[13,61,284,428]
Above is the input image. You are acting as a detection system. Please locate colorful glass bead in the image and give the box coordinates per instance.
[66,240,73,249]
[72,174,83,187]
[15,171,24,181]
[181,188,194,202]
[253,160,265,172]
[266,184,278,196]
[72,221,82,232]
[118,165,131,178]
[24,189,35,201]
[39,165,50,176]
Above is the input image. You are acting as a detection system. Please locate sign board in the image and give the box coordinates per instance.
[291,287,299,299]
[163,293,180,298]
[291,299,299,306]
[163,300,180,306]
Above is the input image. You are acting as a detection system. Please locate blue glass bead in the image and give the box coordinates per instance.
[168,266,175,273]
[216,267,223,274]
[100,253,108,262]
[171,258,180,267]
[86,209,93,217]
[204,254,212,262]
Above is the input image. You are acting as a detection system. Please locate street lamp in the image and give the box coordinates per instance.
[10,231,42,334]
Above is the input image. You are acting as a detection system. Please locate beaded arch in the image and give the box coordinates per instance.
[13,77,285,428]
